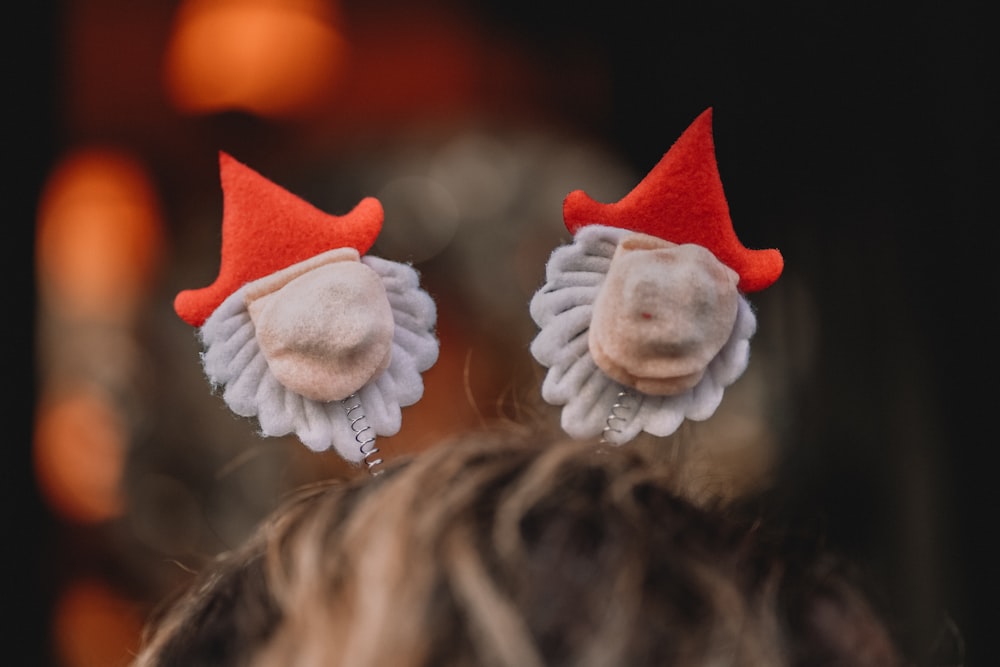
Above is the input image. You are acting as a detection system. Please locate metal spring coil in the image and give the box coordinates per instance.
[342,395,384,475]
[600,388,633,444]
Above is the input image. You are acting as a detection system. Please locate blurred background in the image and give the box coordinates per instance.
[9,0,994,664]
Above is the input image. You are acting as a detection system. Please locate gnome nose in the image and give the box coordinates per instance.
[588,233,741,396]
[245,253,395,402]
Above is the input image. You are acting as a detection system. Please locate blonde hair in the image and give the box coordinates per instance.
[134,432,902,666]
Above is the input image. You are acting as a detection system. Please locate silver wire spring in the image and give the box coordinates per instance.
[600,388,634,444]
[342,395,384,475]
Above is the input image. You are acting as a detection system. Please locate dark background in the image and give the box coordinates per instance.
[10,0,995,664]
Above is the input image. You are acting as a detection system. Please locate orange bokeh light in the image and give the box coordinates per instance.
[35,147,164,321]
[52,578,143,667]
[162,0,347,118]
[33,388,127,524]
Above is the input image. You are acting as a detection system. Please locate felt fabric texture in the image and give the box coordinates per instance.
[199,254,438,462]
[174,152,384,327]
[562,108,783,293]
[588,233,740,396]
[530,225,756,445]
[245,248,394,402]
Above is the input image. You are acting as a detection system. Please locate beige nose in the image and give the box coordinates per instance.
[245,249,394,402]
[588,233,739,396]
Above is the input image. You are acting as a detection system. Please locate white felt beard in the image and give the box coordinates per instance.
[198,254,439,463]
[529,225,757,445]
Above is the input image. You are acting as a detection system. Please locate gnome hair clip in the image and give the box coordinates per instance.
[529,108,782,445]
[175,153,439,472]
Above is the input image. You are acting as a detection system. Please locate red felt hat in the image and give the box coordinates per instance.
[175,152,384,327]
[562,108,782,293]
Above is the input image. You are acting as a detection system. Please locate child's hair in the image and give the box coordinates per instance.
[132,431,903,666]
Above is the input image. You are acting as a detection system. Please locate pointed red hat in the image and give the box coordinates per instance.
[563,108,782,293]
[174,152,384,327]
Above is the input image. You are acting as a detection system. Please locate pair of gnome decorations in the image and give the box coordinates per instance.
[174,109,783,472]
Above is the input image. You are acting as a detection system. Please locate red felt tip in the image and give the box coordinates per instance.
[174,152,384,327]
[563,108,782,292]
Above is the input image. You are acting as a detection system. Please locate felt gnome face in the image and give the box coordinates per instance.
[175,153,439,468]
[529,108,782,445]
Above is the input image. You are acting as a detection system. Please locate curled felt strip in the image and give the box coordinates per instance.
[530,225,756,445]
[200,254,438,462]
